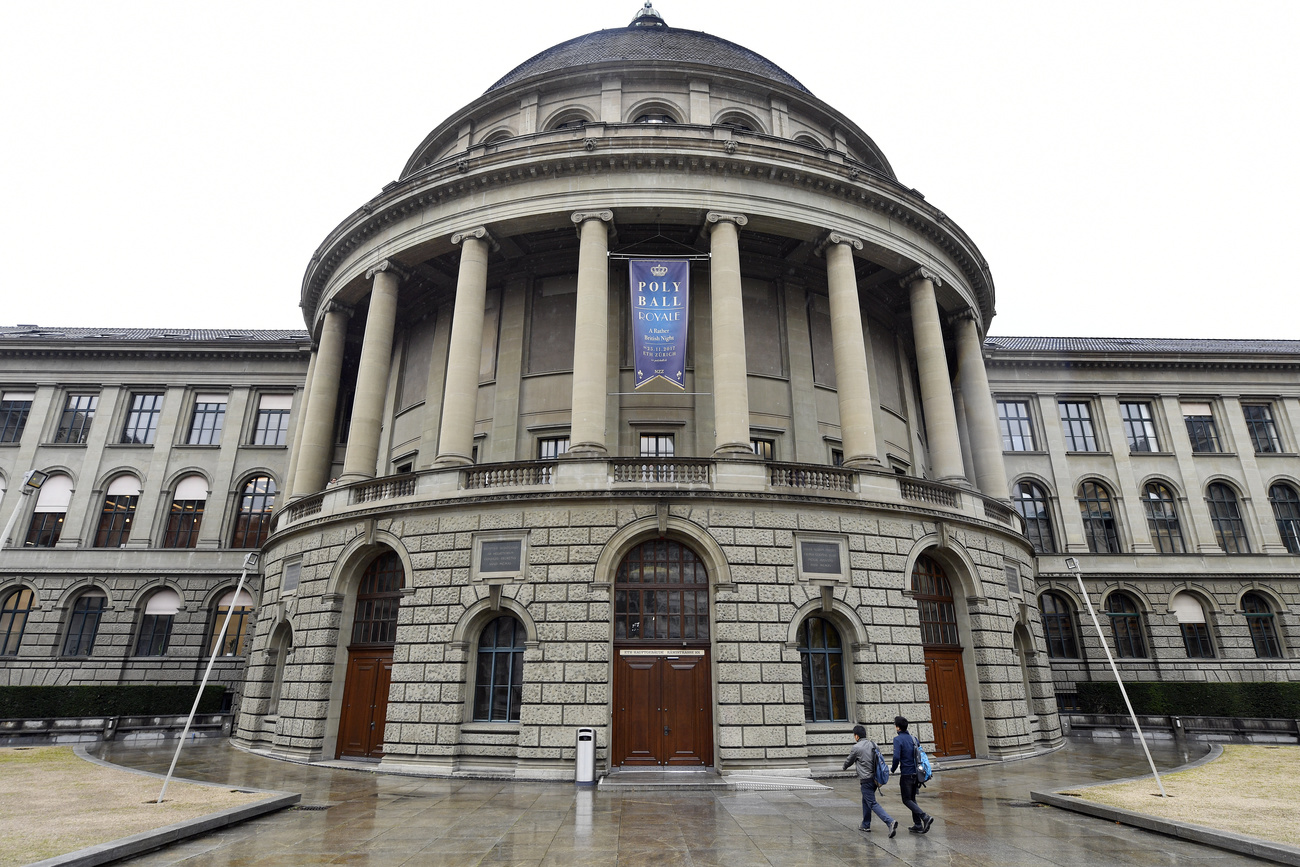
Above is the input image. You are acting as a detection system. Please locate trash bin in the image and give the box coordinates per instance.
[575,727,596,785]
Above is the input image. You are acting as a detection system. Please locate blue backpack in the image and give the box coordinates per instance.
[872,745,890,786]
[912,735,933,785]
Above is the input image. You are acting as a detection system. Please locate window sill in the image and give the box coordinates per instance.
[242,444,288,450]
[1127,450,1174,457]
[1065,451,1111,456]
[41,442,88,448]
[1255,452,1298,458]
[804,720,855,733]
[105,443,154,449]
[1191,451,1235,457]
[0,443,21,448]
[462,722,521,734]
[174,444,222,449]
[1003,450,1049,456]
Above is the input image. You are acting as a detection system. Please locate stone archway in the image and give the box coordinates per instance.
[336,550,404,760]
[912,554,975,758]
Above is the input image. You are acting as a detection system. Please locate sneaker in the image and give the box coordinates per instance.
[858,822,871,832]
[888,821,899,838]
[908,826,923,834]
[922,816,934,834]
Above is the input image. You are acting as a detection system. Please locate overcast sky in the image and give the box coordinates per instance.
[2,1,1296,338]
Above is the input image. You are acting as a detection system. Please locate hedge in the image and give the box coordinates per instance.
[1076,681,1300,718]
[0,685,225,719]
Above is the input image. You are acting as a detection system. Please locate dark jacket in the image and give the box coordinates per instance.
[842,738,884,784]
[891,733,917,776]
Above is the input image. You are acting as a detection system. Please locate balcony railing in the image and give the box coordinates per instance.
[612,459,711,484]
[280,492,324,523]
[465,462,555,489]
[350,474,417,505]
[768,462,854,492]
[899,478,959,509]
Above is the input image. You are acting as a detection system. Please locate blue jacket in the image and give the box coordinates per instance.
[891,733,917,776]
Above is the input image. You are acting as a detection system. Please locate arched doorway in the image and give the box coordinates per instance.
[912,554,974,758]
[336,551,403,759]
[612,539,712,767]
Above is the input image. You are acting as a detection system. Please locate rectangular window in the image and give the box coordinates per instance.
[830,448,844,467]
[188,394,227,445]
[135,614,174,656]
[1180,623,1215,659]
[1120,402,1160,452]
[1058,401,1098,452]
[162,501,204,548]
[253,394,292,445]
[25,512,64,548]
[997,400,1036,451]
[639,433,675,458]
[55,393,98,444]
[537,436,570,459]
[121,393,163,444]
[1242,404,1281,454]
[1183,402,1221,453]
[750,437,774,460]
[0,391,34,443]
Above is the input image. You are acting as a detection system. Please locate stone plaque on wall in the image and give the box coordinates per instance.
[800,541,841,574]
[481,540,522,573]
[793,533,849,584]
[471,531,529,582]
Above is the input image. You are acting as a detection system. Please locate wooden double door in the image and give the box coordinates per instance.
[613,649,712,766]
[336,649,393,759]
[924,648,973,758]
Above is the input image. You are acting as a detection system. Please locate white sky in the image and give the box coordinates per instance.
[2,1,1297,338]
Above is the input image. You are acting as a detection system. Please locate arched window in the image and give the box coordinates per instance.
[797,616,847,722]
[1012,481,1056,553]
[1171,591,1213,658]
[209,589,254,656]
[1268,483,1300,554]
[1039,592,1079,659]
[1142,483,1185,554]
[1078,481,1121,553]
[136,588,181,656]
[64,590,107,656]
[351,552,403,645]
[473,615,525,722]
[1242,592,1282,658]
[163,474,208,548]
[716,113,758,133]
[634,112,677,124]
[1104,592,1146,658]
[614,540,710,641]
[912,555,959,646]
[551,116,587,130]
[1207,483,1250,554]
[94,475,141,548]
[231,475,276,548]
[26,473,72,548]
[0,587,35,656]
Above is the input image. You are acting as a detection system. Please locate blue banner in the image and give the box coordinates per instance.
[629,259,690,389]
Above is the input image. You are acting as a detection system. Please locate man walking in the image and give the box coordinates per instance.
[842,724,898,837]
[891,716,934,834]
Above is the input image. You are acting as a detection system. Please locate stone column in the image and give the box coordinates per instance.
[338,261,403,482]
[292,302,351,496]
[905,268,966,483]
[569,210,613,456]
[434,228,493,467]
[281,348,318,501]
[954,313,1009,497]
[821,232,880,468]
[706,212,753,457]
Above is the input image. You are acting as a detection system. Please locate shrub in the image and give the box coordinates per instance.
[0,685,225,719]
[1076,681,1300,718]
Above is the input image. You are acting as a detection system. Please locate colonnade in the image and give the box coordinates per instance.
[287,214,1008,501]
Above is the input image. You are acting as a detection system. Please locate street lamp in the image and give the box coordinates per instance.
[1,469,49,549]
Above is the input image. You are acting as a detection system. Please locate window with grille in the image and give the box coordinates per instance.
[253,394,292,445]
[188,394,226,445]
[1039,592,1079,658]
[64,591,107,656]
[1207,483,1250,554]
[350,552,404,645]
[1242,592,1282,658]
[162,474,207,548]
[55,394,98,444]
[798,616,847,722]
[135,589,180,656]
[1120,402,1160,452]
[121,393,163,444]
[1142,482,1185,554]
[1172,592,1214,658]
[1243,404,1281,454]
[0,587,35,656]
[750,438,774,460]
[209,589,254,656]
[614,539,710,642]
[1058,401,1098,451]
[231,475,276,548]
[25,473,72,548]
[1104,592,1146,658]
[639,433,675,458]
[1012,481,1056,554]
[912,555,960,647]
[473,615,525,722]
[0,391,33,443]
[537,436,569,459]
[94,476,141,548]
[1078,481,1121,553]
[1182,403,1221,453]
[1269,484,1300,554]
[997,400,1036,451]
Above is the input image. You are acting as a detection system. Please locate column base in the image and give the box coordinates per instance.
[564,443,609,458]
[335,472,375,485]
[938,475,972,488]
[432,454,475,468]
[713,443,759,459]
[843,455,882,470]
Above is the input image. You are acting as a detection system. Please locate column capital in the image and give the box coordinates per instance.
[451,226,500,251]
[365,259,410,282]
[705,211,748,230]
[323,300,354,318]
[814,230,864,256]
[571,209,614,225]
[900,266,944,290]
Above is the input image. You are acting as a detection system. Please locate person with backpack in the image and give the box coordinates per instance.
[890,716,935,834]
[842,724,898,837]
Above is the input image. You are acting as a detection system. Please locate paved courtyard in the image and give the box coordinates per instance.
[93,738,1261,867]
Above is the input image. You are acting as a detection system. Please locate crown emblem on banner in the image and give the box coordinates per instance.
[650,265,668,276]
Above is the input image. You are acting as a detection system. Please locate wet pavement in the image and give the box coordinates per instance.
[92,738,1261,866]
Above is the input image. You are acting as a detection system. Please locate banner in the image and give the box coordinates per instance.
[629,258,690,389]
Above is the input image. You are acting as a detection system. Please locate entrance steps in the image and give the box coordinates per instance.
[599,767,830,791]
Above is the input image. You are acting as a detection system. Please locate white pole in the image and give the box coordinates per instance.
[157,553,258,803]
[1065,558,1166,797]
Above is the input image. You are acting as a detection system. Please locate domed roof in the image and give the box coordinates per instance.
[486,7,810,95]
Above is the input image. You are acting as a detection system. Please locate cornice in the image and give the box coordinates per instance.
[0,345,310,363]
[984,354,1300,373]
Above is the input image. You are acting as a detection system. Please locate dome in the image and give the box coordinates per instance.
[486,21,811,95]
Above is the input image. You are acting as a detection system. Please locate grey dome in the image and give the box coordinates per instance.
[487,25,811,95]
